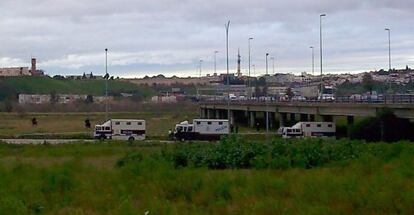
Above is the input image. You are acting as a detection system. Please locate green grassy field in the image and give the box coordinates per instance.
[0,111,197,139]
[0,139,413,214]
[0,76,156,99]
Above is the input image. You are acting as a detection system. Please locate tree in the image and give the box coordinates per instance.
[104,73,110,79]
[50,91,58,104]
[362,73,374,93]
[3,98,13,112]
[85,95,94,103]
[285,88,294,100]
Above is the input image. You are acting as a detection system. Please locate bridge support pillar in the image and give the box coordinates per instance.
[279,113,287,127]
[270,112,276,129]
[290,113,296,122]
[300,114,309,122]
[207,109,212,119]
[347,116,354,137]
[229,110,235,125]
[215,109,220,119]
[200,108,206,118]
[347,116,354,125]
[321,115,334,122]
[310,114,315,122]
[249,111,256,127]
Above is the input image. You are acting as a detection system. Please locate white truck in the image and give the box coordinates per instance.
[279,122,335,138]
[94,119,146,141]
[172,119,229,141]
[318,85,335,101]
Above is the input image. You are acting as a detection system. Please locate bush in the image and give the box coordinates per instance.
[116,152,143,167]
[163,137,412,170]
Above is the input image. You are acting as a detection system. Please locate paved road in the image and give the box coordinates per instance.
[0,139,177,145]
[0,139,96,145]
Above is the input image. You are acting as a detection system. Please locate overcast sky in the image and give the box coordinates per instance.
[0,0,413,78]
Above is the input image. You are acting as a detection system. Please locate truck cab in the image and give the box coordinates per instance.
[94,121,112,140]
[172,119,229,141]
[173,121,195,141]
[94,119,146,141]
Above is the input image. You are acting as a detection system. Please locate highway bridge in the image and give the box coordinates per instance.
[199,96,414,129]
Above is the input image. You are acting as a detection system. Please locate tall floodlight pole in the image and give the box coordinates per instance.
[265,53,269,133]
[271,56,275,74]
[225,20,231,122]
[385,28,391,71]
[266,53,269,75]
[310,46,315,76]
[214,51,218,74]
[248,37,253,98]
[105,48,108,120]
[319,14,326,96]
[199,59,203,78]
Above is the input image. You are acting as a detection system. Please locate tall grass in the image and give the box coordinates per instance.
[0,140,413,214]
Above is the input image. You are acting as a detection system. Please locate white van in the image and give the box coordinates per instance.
[173,119,229,141]
[94,119,146,141]
[280,122,335,138]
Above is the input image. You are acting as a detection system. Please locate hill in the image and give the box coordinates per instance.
[0,76,156,100]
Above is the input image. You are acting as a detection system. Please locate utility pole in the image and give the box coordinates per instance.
[385,28,391,71]
[319,14,326,96]
[214,51,218,74]
[265,53,269,134]
[199,59,203,78]
[105,48,108,120]
[265,53,269,75]
[310,46,315,76]
[248,37,253,98]
[225,20,231,123]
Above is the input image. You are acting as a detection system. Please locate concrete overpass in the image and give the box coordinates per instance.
[199,100,414,129]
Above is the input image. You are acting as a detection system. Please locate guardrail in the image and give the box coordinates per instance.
[199,95,414,105]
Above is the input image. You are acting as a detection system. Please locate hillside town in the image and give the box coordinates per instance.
[2,57,414,105]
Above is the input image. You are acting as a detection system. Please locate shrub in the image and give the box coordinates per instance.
[163,137,413,170]
[116,152,143,167]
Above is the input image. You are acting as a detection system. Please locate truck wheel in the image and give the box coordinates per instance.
[99,135,106,141]
[128,137,135,142]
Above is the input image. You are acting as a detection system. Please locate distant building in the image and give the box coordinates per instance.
[128,74,220,86]
[93,96,114,103]
[151,95,177,103]
[19,94,51,104]
[58,94,88,104]
[264,73,295,85]
[0,67,31,77]
[215,85,248,96]
[0,58,43,77]
[19,94,113,104]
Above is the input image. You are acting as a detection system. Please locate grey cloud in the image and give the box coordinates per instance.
[0,0,413,77]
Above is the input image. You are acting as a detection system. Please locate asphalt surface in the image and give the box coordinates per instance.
[0,139,96,145]
[0,139,177,145]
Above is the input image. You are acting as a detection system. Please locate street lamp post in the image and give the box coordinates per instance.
[385,28,391,71]
[199,59,203,78]
[214,51,218,74]
[310,46,315,76]
[225,20,231,123]
[248,37,253,98]
[265,53,269,75]
[271,56,275,75]
[319,14,326,96]
[265,53,269,133]
[105,48,108,120]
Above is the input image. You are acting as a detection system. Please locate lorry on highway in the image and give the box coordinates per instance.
[94,119,146,141]
[172,119,229,141]
[318,85,335,101]
[279,122,336,138]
